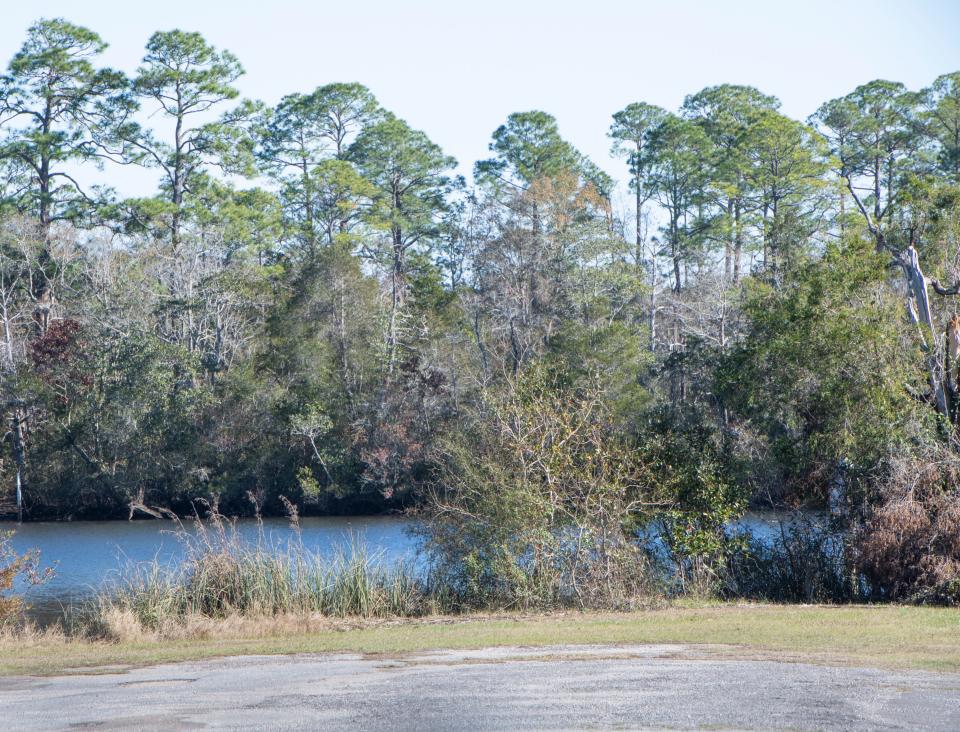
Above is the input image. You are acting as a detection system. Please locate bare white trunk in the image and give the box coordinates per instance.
[904,246,950,418]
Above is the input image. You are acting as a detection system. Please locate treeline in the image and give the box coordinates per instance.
[1,20,960,599]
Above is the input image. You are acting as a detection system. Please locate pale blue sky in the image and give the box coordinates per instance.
[2,0,958,199]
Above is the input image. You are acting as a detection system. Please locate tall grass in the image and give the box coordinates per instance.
[80,509,444,638]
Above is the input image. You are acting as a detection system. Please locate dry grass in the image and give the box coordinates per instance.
[2,603,958,677]
[76,512,444,634]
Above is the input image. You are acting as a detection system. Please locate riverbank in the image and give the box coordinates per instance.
[2,603,958,677]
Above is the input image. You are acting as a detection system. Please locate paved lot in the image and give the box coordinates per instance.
[3,644,960,730]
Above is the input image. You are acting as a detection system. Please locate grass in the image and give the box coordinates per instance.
[90,511,439,625]
[2,603,958,677]
[3,513,958,678]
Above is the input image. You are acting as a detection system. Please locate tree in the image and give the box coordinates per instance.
[475,111,582,190]
[256,83,380,251]
[349,114,456,372]
[471,112,617,373]
[719,239,927,505]
[609,102,669,261]
[0,18,127,327]
[103,30,259,353]
[811,80,919,252]
[259,238,385,509]
[740,111,831,275]
[118,30,253,254]
[300,159,376,249]
[682,85,780,282]
[183,180,282,382]
[645,115,713,292]
[812,81,960,426]
[920,71,960,181]
[0,217,47,518]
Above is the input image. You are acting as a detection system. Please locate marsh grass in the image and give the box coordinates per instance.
[74,507,445,640]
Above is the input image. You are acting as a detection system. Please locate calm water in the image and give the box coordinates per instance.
[3,515,419,609]
[2,511,818,610]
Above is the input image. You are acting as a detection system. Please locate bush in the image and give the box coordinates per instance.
[857,494,960,604]
[420,368,662,611]
[849,448,960,605]
[0,531,50,625]
[638,408,749,597]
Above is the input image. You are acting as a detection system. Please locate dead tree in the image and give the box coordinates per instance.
[899,245,960,430]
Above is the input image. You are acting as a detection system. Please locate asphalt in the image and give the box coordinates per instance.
[2,644,960,730]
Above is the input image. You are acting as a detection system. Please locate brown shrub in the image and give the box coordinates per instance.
[856,487,960,604]
[1,531,47,624]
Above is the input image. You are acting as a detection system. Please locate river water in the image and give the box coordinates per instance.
[2,511,812,611]
[4,515,417,611]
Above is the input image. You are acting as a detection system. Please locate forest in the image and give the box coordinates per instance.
[1,19,960,604]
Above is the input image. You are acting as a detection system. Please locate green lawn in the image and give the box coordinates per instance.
[2,603,958,676]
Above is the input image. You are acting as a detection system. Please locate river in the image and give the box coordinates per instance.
[3,515,418,613]
[2,511,815,612]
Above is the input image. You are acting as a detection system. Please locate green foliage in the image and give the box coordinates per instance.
[255,83,381,251]
[720,239,928,501]
[350,113,457,251]
[921,72,960,180]
[811,79,925,249]
[644,114,714,288]
[421,367,660,610]
[476,110,611,196]
[0,18,127,225]
[682,84,781,144]
[739,111,832,271]
[115,28,256,249]
[609,102,670,194]
[641,412,747,563]
[0,15,958,615]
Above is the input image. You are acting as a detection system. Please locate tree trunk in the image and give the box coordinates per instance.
[725,198,733,282]
[387,179,405,377]
[35,106,54,333]
[904,246,950,419]
[8,406,27,522]
[733,199,743,283]
[635,160,643,266]
[648,255,657,353]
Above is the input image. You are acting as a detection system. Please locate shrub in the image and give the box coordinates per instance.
[0,531,50,625]
[419,368,661,611]
[638,409,749,597]
[857,493,960,604]
[850,448,960,605]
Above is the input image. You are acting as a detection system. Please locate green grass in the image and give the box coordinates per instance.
[2,603,958,677]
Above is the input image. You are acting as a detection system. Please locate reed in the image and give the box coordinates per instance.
[79,509,443,639]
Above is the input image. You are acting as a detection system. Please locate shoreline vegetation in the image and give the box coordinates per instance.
[0,17,959,657]
[2,510,959,676]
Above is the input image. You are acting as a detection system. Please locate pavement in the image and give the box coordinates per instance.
[2,644,960,730]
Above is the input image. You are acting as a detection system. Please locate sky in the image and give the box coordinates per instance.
[1,0,958,200]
